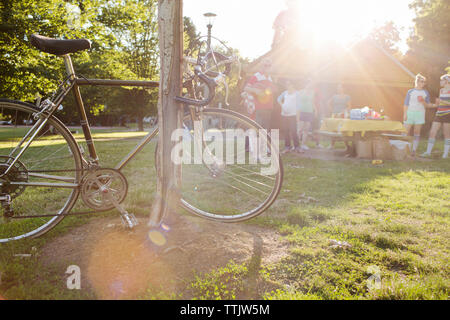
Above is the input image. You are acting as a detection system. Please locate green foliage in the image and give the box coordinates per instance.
[189,261,248,300]
[0,0,206,128]
[369,21,402,57]
[0,0,244,127]
[0,0,69,100]
[404,0,450,95]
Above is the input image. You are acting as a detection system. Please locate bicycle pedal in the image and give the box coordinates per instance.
[120,212,139,229]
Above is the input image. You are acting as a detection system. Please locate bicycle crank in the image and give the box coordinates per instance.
[80,168,138,229]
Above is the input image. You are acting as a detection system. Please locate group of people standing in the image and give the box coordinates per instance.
[403,73,450,159]
[242,58,352,155]
[241,0,449,159]
[242,58,449,159]
[276,80,320,153]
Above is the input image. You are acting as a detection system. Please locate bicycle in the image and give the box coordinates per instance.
[0,34,283,243]
[183,35,241,106]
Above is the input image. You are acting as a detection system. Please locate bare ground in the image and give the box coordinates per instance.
[37,147,426,299]
[39,212,289,299]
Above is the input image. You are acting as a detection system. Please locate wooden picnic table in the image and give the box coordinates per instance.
[320,118,406,135]
[318,118,408,158]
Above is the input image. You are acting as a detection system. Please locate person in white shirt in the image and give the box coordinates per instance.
[403,74,434,155]
[277,81,301,153]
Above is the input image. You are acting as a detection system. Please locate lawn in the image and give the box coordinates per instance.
[0,128,448,300]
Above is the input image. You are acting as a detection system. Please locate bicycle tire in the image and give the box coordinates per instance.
[0,99,83,242]
[155,108,283,222]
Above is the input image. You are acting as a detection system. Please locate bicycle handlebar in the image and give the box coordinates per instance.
[174,66,217,107]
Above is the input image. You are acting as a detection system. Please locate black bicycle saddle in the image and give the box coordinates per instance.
[30,34,91,56]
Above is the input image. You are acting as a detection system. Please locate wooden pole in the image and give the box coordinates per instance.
[149,0,183,227]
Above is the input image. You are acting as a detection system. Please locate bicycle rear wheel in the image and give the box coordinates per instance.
[179,108,283,222]
[0,99,82,242]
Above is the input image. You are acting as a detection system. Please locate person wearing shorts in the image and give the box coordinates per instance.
[278,81,301,153]
[422,74,450,159]
[297,83,317,151]
[403,74,434,155]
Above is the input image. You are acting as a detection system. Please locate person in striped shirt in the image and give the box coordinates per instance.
[422,74,450,159]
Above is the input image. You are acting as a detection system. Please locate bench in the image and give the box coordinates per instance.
[380,133,413,142]
[315,130,355,142]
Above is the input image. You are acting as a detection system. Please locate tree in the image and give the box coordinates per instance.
[183,16,202,55]
[150,0,183,227]
[0,0,162,127]
[369,21,403,58]
[0,0,69,101]
[0,0,203,129]
[404,0,450,96]
[97,0,160,130]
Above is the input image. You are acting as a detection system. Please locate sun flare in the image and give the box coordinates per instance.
[294,0,378,47]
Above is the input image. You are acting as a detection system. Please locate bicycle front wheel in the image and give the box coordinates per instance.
[0,99,82,242]
[179,108,283,222]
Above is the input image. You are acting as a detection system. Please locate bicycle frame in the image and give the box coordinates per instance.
[3,54,160,189]
[5,51,223,190]
[64,55,160,170]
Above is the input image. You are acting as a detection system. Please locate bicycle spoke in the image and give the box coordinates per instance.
[0,101,81,242]
[222,169,274,190]
[227,164,276,180]
[180,109,282,221]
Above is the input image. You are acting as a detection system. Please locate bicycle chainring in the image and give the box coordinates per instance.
[80,168,128,211]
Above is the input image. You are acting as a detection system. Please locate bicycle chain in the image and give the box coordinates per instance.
[9,210,98,219]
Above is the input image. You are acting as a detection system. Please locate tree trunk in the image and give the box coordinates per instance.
[137,116,144,132]
[149,0,183,227]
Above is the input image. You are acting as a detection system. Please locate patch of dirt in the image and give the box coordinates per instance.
[39,213,289,299]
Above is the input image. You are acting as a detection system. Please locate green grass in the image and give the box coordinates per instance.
[0,127,448,300]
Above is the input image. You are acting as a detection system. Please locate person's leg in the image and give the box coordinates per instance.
[297,120,305,141]
[344,141,351,152]
[313,116,321,147]
[297,120,306,151]
[258,109,272,157]
[330,139,336,148]
[443,123,450,158]
[330,115,336,148]
[302,121,312,149]
[290,116,300,149]
[422,122,441,156]
[404,124,413,137]
[281,116,291,151]
[412,124,422,154]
